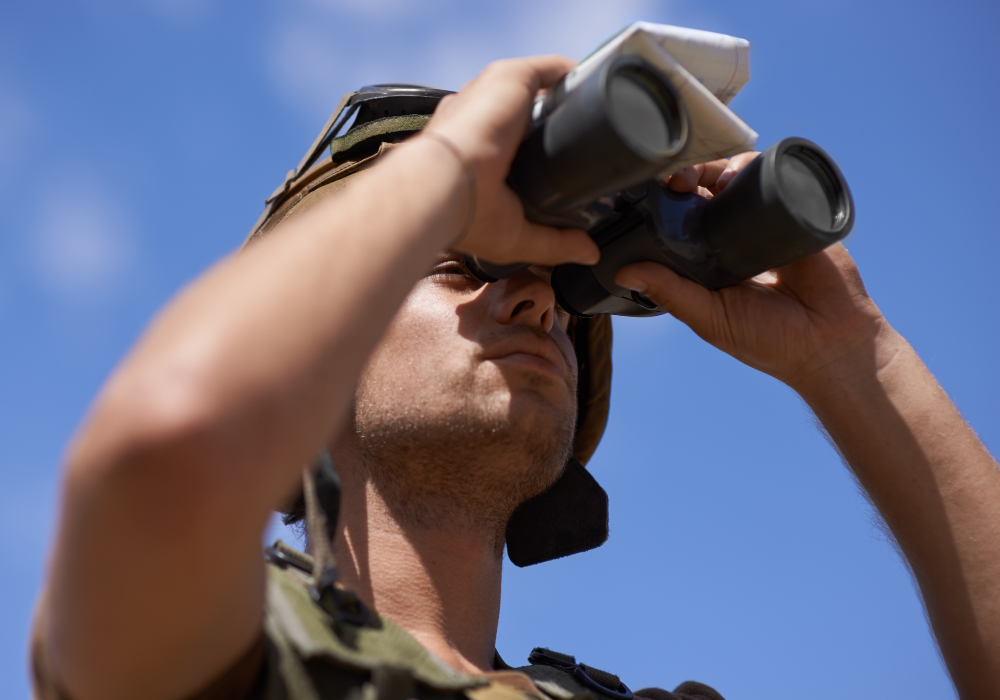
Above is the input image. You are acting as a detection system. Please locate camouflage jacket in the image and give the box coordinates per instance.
[32,543,725,700]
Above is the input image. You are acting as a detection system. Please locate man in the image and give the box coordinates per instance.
[31,55,1000,700]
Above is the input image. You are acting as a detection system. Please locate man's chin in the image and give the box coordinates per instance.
[488,353,572,386]
[349,402,572,533]
[476,369,575,425]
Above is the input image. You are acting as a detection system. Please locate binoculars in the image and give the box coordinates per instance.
[466,55,855,317]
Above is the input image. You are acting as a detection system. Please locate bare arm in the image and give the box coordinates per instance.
[802,311,1000,699]
[620,161,1000,698]
[42,56,597,700]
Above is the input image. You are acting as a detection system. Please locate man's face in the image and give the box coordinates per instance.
[339,253,578,536]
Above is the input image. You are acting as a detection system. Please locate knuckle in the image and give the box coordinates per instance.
[485,59,514,76]
[479,62,502,80]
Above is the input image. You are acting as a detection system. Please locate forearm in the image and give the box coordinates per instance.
[48,136,466,700]
[799,323,1000,698]
[41,54,590,700]
[72,137,463,505]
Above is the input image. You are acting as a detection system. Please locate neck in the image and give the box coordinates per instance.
[330,455,503,676]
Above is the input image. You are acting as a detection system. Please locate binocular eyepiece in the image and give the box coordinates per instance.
[467,55,855,317]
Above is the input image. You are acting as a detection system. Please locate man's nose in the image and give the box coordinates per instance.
[491,269,558,333]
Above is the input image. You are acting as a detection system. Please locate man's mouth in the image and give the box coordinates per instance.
[483,333,572,382]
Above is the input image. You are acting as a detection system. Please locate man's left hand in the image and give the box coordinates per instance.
[615,154,886,397]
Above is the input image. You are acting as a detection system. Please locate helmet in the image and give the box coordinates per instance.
[246,85,613,566]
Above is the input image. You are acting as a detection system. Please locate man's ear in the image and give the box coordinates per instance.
[505,457,609,567]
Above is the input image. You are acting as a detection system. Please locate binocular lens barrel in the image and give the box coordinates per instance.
[506,56,688,229]
[702,138,854,283]
[467,56,689,284]
[607,67,682,158]
[549,137,855,318]
[466,57,855,319]
[779,150,842,231]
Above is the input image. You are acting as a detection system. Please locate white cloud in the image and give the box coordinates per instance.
[267,0,660,119]
[421,31,508,92]
[267,20,390,124]
[32,171,136,303]
[298,0,448,19]
[417,0,657,93]
[505,0,655,60]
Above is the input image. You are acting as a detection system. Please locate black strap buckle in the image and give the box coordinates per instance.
[311,578,371,628]
[528,648,634,700]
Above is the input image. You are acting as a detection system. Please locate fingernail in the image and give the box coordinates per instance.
[617,276,646,293]
[717,168,736,187]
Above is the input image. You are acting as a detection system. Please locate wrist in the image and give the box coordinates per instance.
[417,132,477,248]
[790,315,909,409]
[363,136,472,253]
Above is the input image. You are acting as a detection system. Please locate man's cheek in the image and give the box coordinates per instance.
[379,315,474,394]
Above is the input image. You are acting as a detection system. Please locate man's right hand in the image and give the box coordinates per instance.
[614,155,885,399]
[422,56,600,268]
[39,55,602,700]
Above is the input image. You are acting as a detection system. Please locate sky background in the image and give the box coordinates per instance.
[1,1,998,698]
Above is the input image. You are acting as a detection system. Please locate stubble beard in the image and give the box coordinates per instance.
[348,368,576,556]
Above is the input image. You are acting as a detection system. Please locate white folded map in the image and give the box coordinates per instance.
[564,22,759,176]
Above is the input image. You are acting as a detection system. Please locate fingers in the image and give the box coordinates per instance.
[464,55,575,103]
[664,151,762,194]
[512,54,578,90]
[771,243,871,307]
[453,181,599,267]
[487,221,599,267]
[454,228,597,267]
[426,55,576,172]
[716,151,759,190]
[665,159,728,192]
[428,55,587,268]
[615,262,718,331]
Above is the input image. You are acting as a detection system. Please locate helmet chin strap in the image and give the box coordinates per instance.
[302,450,371,628]
[504,456,609,567]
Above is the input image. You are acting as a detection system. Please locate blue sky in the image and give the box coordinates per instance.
[1,1,997,698]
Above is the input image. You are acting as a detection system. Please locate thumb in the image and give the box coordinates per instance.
[459,219,600,267]
[615,262,720,333]
[509,220,600,267]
